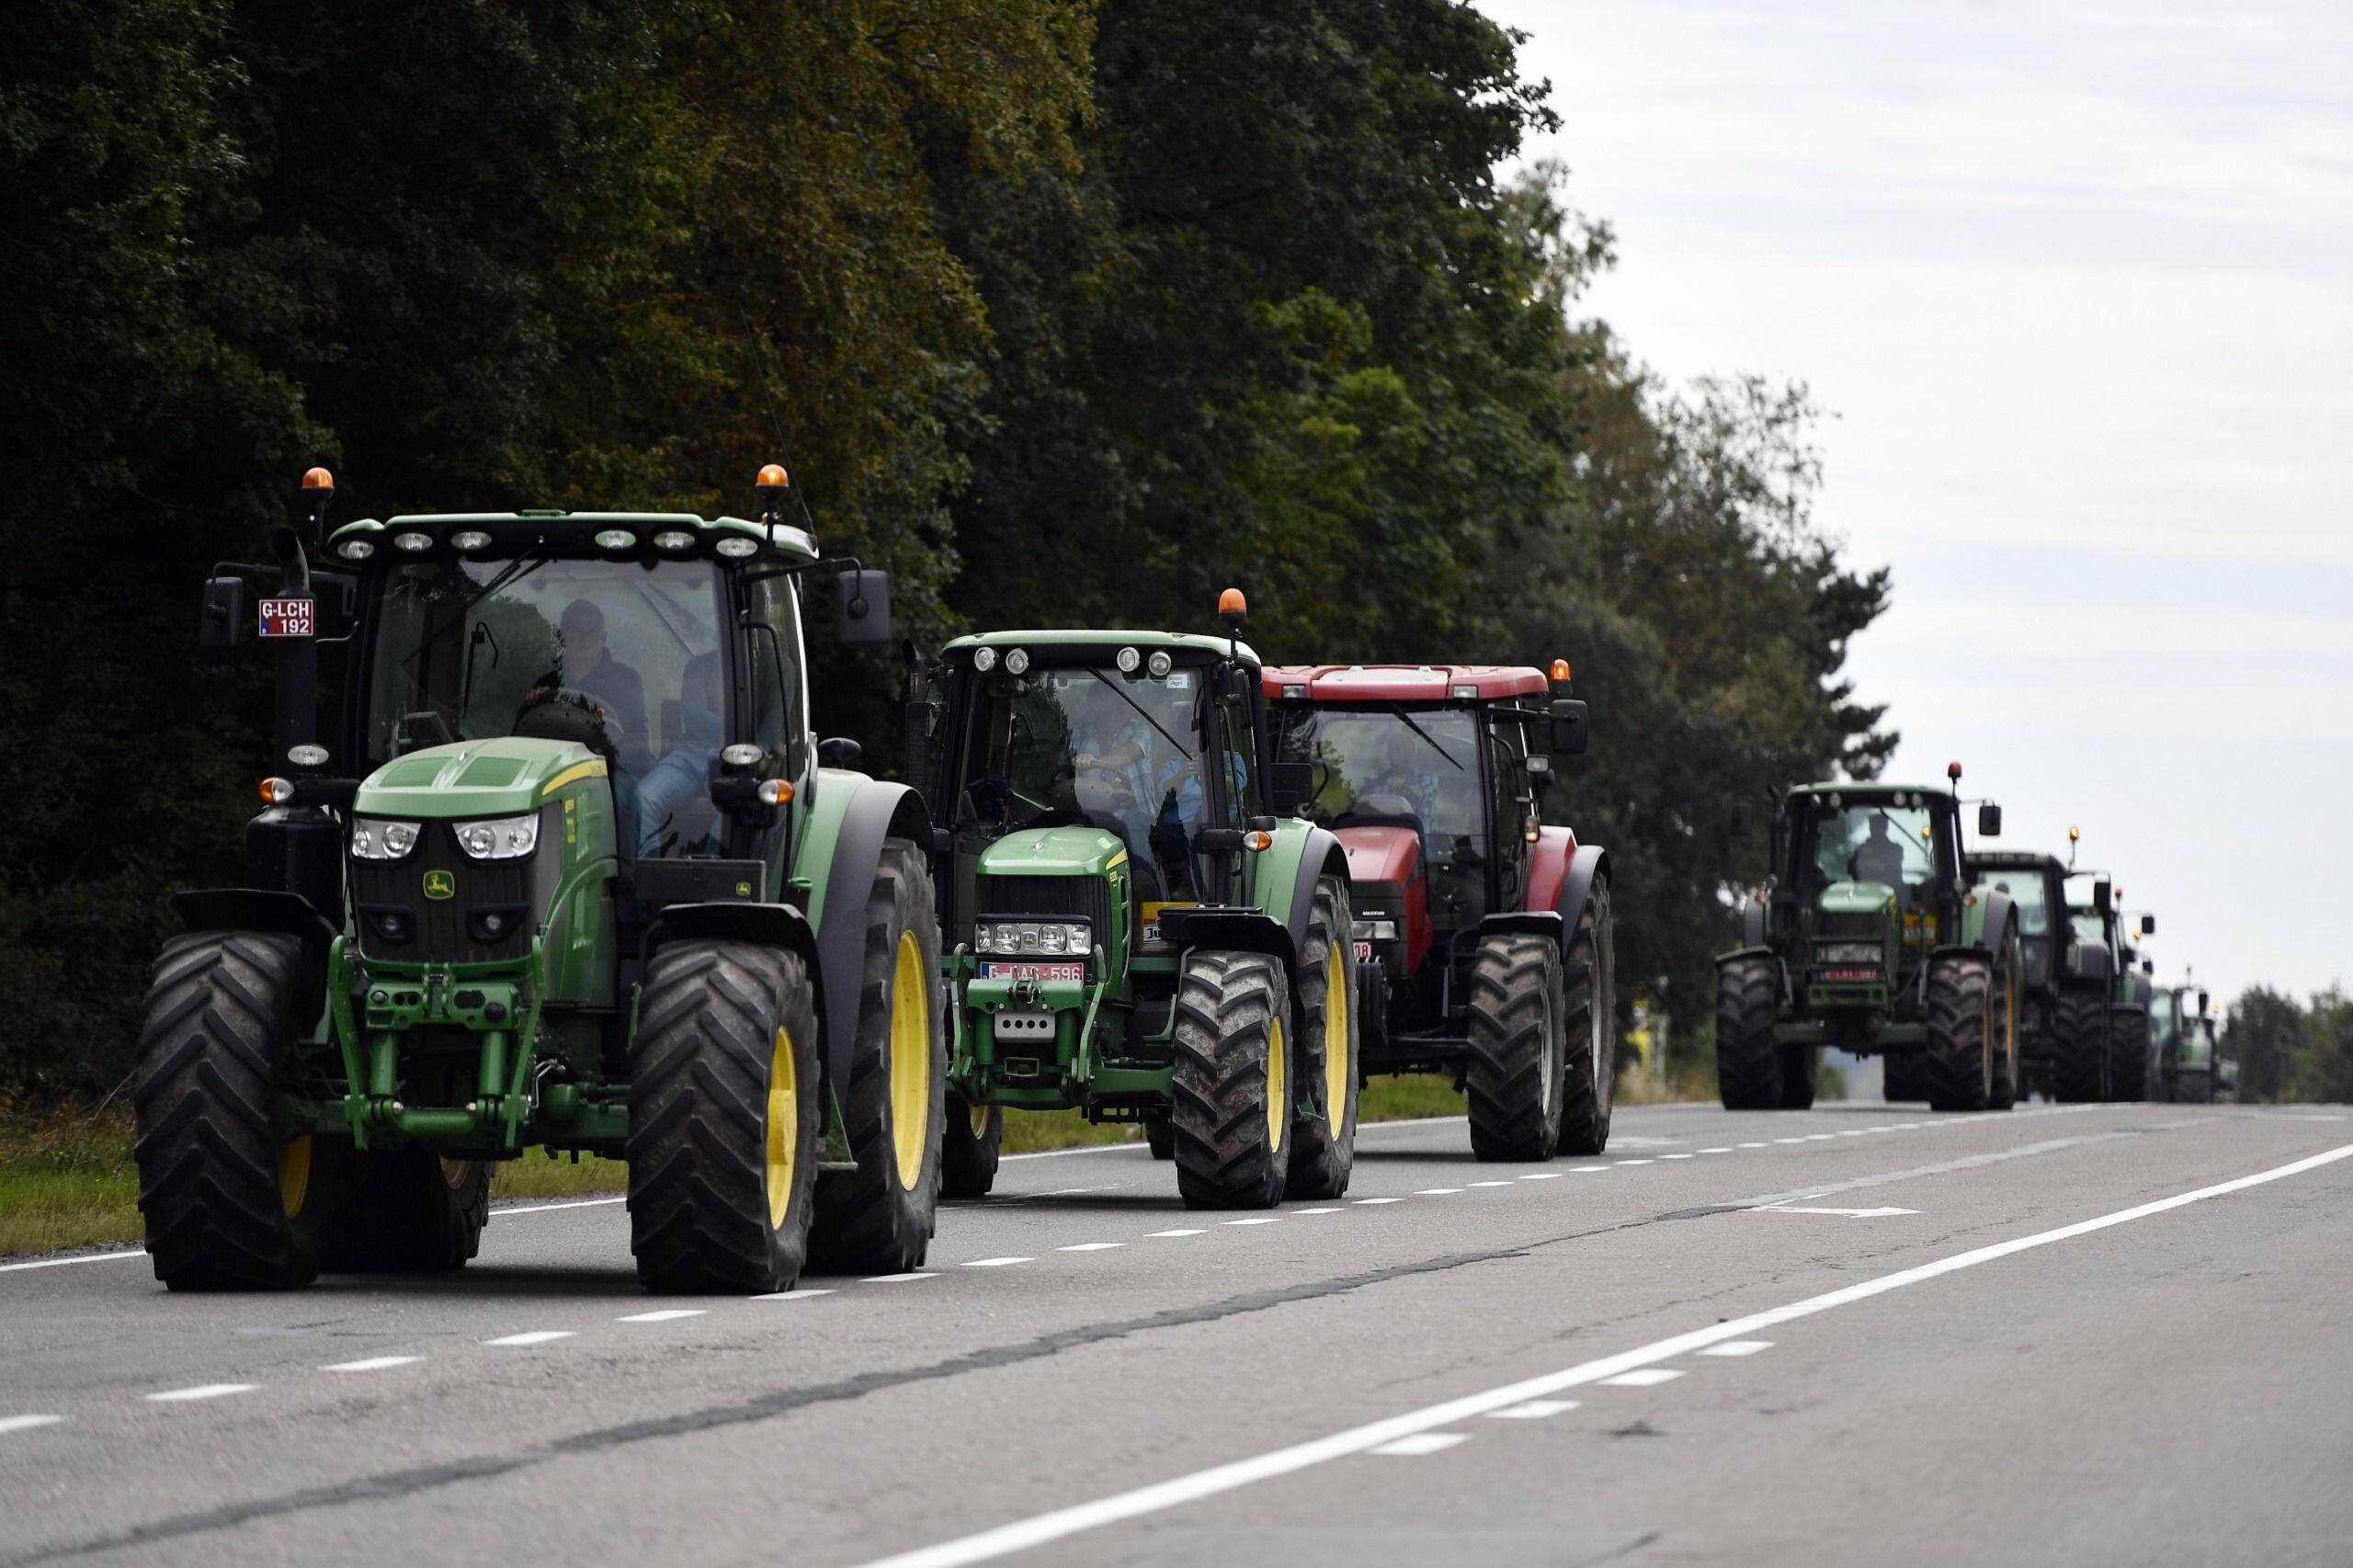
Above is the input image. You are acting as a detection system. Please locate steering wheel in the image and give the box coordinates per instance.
[514,684,617,759]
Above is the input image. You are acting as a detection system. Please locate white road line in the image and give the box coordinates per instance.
[1367,1433,1471,1457]
[1290,1207,1343,1215]
[961,1257,1034,1268]
[861,1272,938,1283]
[1222,1217,1283,1226]
[1612,1160,1653,1167]
[1350,1199,1402,1206]
[1762,1205,1918,1219]
[322,1356,422,1373]
[1567,1165,1608,1173]
[619,1309,707,1322]
[1485,1400,1579,1420]
[1415,1187,1464,1195]
[1659,1154,1695,1161]
[1598,1368,1684,1387]
[1837,1130,1866,1136]
[0,1249,146,1275]
[146,1383,256,1403]
[1518,1173,1563,1180]
[495,1196,627,1216]
[1146,1229,1205,1238]
[1699,1341,1774,1358]
[483,1331,574,1346]
[1805,1133,1836,1142]
[848,1141,2353,1568]
[1000,1142,1147,1162]
[1468,1180,1517,1186]
[1699,1147,1733,1154]
[753,1289,834,1301]
[1739,1142,1769,1149]
[1,1415,64,1435]
[1058,1243,1125,1252]
[1773,1138,1806,1145]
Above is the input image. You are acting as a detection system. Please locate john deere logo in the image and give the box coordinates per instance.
[422,869,457,901]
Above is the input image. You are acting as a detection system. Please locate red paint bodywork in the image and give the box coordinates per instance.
[1333,824,1434,972]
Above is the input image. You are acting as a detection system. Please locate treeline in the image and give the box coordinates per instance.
[2223,987,2353,1104]
[0,0,1889,1099]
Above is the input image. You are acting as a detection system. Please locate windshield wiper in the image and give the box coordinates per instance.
[1087,667,1192,761]
[1390,705,1465,771]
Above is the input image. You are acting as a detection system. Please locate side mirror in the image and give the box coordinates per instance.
[833,569,893,647]
[2139,913,2156,935]
[1547,698,1589,756]
[199,576,247,650]
[1977,802,2002,837]
[2093,878,2112,915]
[1269,760,1313,816]
[2198,989,2210,1014]
[1729,801,1755,836]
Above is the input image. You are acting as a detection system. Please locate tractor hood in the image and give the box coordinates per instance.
[1817,881,1898,918]
[354,737,608,818]
[975,824,1130,879]
[1332,824,1422,890]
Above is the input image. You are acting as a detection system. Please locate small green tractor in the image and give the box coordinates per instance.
[2050,828,2157,1101]
[909,596,1358,1208]
[1964,849,2068,1099]
[2151,981,2221,1103]
[140,465,941,1294]
[1718,767,2023,1112]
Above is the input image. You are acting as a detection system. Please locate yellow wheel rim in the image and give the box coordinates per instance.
[889,930,933,1189]
[439,1156,471,1189]
[1266,1014,1289,1148]
[968,1100,991,1139]
[766,1023,800,1229]
[278,1135,313,1220]
[1324,942,1349,1131]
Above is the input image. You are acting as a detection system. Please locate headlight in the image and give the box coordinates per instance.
[351,819,422,860]
[1353,918,1399,942]
[973,919,1090,957]
[1816,940,1881,965]
[455,812,539,860]
[1039,925,1067,954]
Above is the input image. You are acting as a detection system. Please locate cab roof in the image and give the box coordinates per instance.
[1261,665,1548,702]
[332,511,818,562]
[1966,850,2065,870]
[939,630,1260,665]
[1786,781,1951,801]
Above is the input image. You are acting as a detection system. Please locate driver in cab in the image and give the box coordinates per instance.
[1849,815,1912,902]
[556,598,648,764]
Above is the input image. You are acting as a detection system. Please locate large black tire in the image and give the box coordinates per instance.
[1560,881,1618,1154]
[627,939,821,1294]
[1925,951,1994,1112]
[322,1149,490,1272]
[134,932,344,1290]
[2108,1006,2150,1102]
[940,1095,1002,1199]
[1465,934,1565,1162]
[1779,1045,1818,1109]
[1171,951,1292,1208]
[811,838,945,1272]
[1882,1049,1926,1102]
[2052,991,2108,1101]
[1144,1114,1175,1160]
[1987,937,2022,1112]
[1287,876,1359,1198]
[1714,954,1784,1110]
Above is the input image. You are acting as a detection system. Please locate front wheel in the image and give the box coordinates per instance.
[1286,876,1359,1198]
[1171,951,1292,1209]
[324,1150,490,1272]
[1987,939,2022,1111]
[940,1095,1002,1199]
[627,939,821,1294]
[1925,951,1994,1112]
[1715,954,1784,1110]
[2107,1006,2150,1102]
[2051,991,2108,1101]
[1465,934,1565,1161]
[1560,881,1618,1154]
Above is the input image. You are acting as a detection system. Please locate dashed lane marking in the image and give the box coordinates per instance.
[961,1257,1033,1267]
[1290,1208,1343,1214]
[146,1384,256,1403]
[1367,1433,1472,1457]
[1,1415,64,1436]
[1145,1229,1205,1238]
[483,1332,574,1346]
[1660,1154,1695,1161]
[1568,1165,1608,1173]
[1700,1147,1733,1154]
[1518,1173,1563,1180]
[1739,1142,1769,1148]
[1597,1369,1684,1388]
[753,1289,833,1301]
[322,1356,421,1373]
[861,1273,939,1284]
[1485,1400,1579,1420]
[1415,1187,1464,1195]
[1351,1199,1403,1206]
[1773,1138,1806,1145]
[495,1197,626,1216]
[1699,1342,1774,1358]
[1612,1160,1653,1166]
[619,1309,707,1322]
[1468,1180,1517,1187]
[1222,1217,1283,1226]
[1057,1243,1125,1253]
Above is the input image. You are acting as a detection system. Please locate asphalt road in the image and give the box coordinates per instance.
[6,1099,2350,1567]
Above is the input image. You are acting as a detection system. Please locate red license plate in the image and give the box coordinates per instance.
[1353,940,1375,962]
[258,597,313,638]
[980,961,1083,983]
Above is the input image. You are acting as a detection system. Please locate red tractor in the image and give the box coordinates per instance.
[1264,663,1617,1159]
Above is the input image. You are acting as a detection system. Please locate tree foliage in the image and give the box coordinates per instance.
[2,0,1889,1096]
[2224,985,2353,1104]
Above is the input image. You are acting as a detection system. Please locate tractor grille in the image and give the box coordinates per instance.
[976,874,1116,945]
[350,824,539,964]
[1817,912,1885,939]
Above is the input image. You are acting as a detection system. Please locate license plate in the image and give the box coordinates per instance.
[980,961,1083,983]
[1353,939,1375,962]
[258,597,313,638]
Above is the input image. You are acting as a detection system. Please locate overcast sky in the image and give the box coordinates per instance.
[1480,0,2353,1007]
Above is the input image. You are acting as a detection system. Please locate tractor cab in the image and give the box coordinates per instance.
[1770,779,1984,1018]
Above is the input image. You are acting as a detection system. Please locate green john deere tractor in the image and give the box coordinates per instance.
[1718,767,2023,1113]
[2049,828,2156,1101]
[138,465,941,1294]
[1964,849,2068,1099]
[908,594,1359,1208]
[2151,981,2220,1103]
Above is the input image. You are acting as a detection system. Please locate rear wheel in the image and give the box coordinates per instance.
[1714,954,1784,1110]
[1987,937,2022,1111]
[2051,991,2108,1101]
[134,932,345,1291]
[940,1095,1002,1199]
[1465,934,1564,1162]
[1560,882,1618,1155]
[812,838,945,1272]
[1287,876,1359,1198]
[1882,1049,1926,1102]
[324,1150,489,1272]
[2107,1006,2150,1102]
[1171,951,1291,1209]
[1925,951,1994,1112]
[1779,1044,1818,1109]
[1144,1115,1175,1160]
[627,939,820,1294]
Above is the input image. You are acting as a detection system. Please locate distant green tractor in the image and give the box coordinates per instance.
[1964,850,2068,1099]
[910,594,1358,1208]
[2152,982,2221,1103]
[141,465,940,1294]
[1719,767,2023,1112]
[2050,829,2156,1101]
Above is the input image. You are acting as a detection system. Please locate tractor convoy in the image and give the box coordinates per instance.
[131,464,2216,1292]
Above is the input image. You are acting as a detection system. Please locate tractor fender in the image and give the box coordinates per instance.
[1277,825,1350,965]
[1935,890,2015,964]
[644,901,823,1020]
[1481,909,1563,943]
[1554,845,1609,940]
[170,888,339,954]
[1158,907,1295,973]
[1740,895,1768,950]
[801,772,934,1091]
